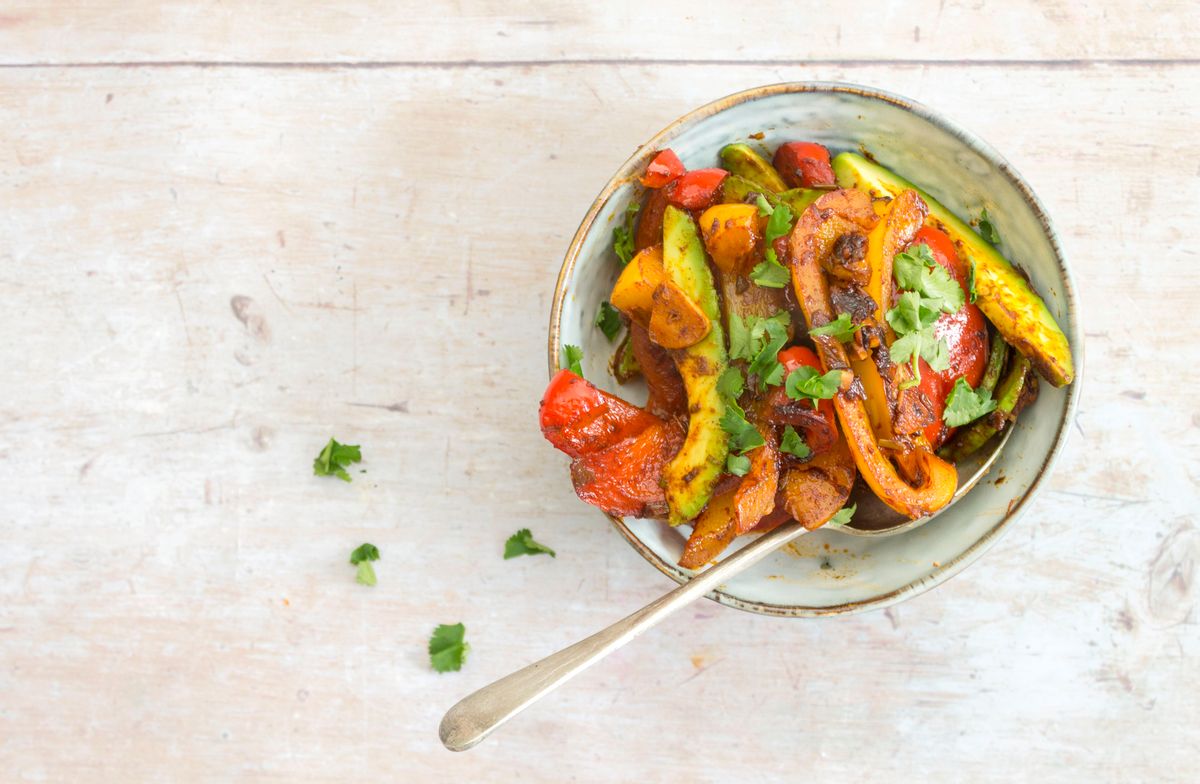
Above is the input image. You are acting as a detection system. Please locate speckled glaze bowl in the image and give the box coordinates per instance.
[547,83,1081,617]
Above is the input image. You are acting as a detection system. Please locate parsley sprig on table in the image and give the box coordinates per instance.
[429,623,469,673]
[504,528,556,559]
[349,543,380,586]
[313,438,362,482]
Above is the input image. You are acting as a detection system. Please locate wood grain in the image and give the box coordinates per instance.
[1,4,1198,782]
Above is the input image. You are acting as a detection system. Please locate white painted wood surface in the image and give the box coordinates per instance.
[1,3,1197,782]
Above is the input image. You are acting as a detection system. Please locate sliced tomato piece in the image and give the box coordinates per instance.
[539,369,659,459]
[570,420,685,518]
[667,168,729,211]
[639,149,686,189]
[773,142,836,189]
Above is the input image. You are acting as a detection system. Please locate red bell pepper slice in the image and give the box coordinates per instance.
[539,369,659,459]
[639,149,686,189]
[773,142,836,189]
[667,168,728,211]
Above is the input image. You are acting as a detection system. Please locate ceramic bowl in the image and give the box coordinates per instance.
[547,83,1081,617]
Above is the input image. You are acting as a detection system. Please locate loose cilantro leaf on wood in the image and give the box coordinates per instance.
[313,438,362,482]
[726,453,751,476]
[562,344,584,376]
[429,623,469,673]
[595,301,622,342]
[808,312,861,343]
[349,543,380,586]
[612,201,639,265]
[825,504,857,528]
[779,425,811,459]
[942,377,998,427]
[504,528,556,559]
[978,208,1001,246]
[784,365,842,408]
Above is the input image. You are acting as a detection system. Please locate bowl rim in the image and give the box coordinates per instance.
[546,81,1083,617]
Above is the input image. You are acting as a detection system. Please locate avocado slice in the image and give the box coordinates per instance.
[660,205,730,524]
[832,152,1074,387]
[720,174,779,207]
[720,143,788,194]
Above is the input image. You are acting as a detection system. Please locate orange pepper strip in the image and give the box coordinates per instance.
[789,190,957,519]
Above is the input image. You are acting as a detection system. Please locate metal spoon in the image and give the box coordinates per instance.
[438,520,813,752]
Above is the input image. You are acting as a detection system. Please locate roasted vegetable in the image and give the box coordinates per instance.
[720,143,788,193]
[640,149,685,188]
[789,189,957,519]
[629,322,687,417]
[660,205,730,524]
[539,368,659,459]
[779,437,857,529]
[773,142,836,189]
[668,169,729,210]
[571,419,685,518]
[939,350,1034,461]
[649,278,712,349]
[721,174,779,207]
[778,188,822,216]
[610,244,664,326]
[635,186,670,252]
[698,203,762,274]
[678,489,738,569]
[610,330,641,384]
[732,406,780,534]
[832,152,1074,387]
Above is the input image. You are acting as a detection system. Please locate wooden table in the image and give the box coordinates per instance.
[2,3,1197,781]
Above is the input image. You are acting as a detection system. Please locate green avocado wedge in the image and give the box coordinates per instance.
[832,152,1074,387]
[660,206,730,524]
[720,143,788,194]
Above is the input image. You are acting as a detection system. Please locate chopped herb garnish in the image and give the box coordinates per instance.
[349,543,380,586]
[429,623,469,673]
[967,259,977,303]
[784,365,842,408]
[716,366,745,399]
[808,312,861,343]
[504,528,556,559]
[755,194,774,217]
[612,201,639,265]
[779,425,811,459]
[313,438,362,482]
[595,300,622,342]
[942,377,998,427]
[886,258,956,386]
[562,344,584,376]
[892,244,964,315]
[825,504,857,528]
[978,208,1001,246]
[719,397,765,454]
[749,249,791,288]
[763,201,794,243]
[746,316,790,389]
[728,310,791,362]
[726,453,751,476]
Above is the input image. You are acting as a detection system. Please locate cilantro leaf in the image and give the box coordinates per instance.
[716,366,744,400]
[504,528,556,559]
[719,399,765,454]
[886,291,941,334]
[755,194,774,216]
[749,248,791,288]
[562,344,584,376]
[942,377,998,427]
[727,312,752,361]
[779,425,811,459]
[595,301,622,342]
[891,244,964,315]
[764,201,794,243]
[726,453,751,476]
[429,623,469,673]
[808,312,861,343]
[313,438,362,482]
[967,259,977,303]
[978,208,1001,246]
[612,201,639,265]
[349,542,380,586]
[825,504,857,528]
[746,317,790,390]
[784,365,842,407]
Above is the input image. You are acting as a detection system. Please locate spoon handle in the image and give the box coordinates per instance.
[438,521,809,751]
